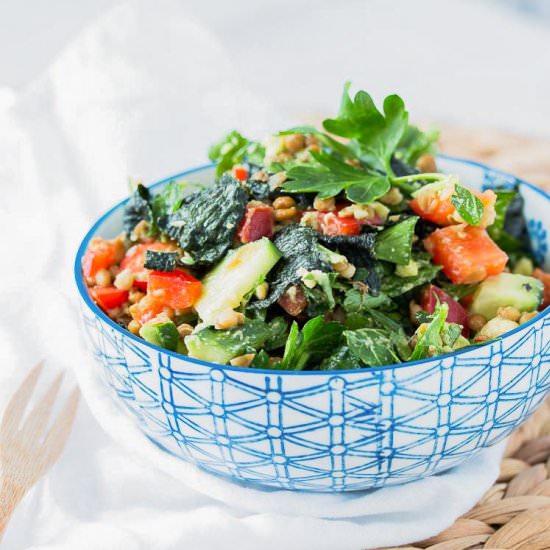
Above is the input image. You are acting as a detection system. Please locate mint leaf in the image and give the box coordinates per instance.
[343,289,393,314]
[374,216,418,265]
[380,252,442,297]
[344,328,400,367]
[320,346,359,370]
[250,350,271,369]
[409,302,448,361]
[278,317,344,370]
[284,150,390,201]
[451,184,484,226]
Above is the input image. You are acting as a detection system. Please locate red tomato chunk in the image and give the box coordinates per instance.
[147,270,202,309]
[420,284,469,336]
[91,286,129,312]
[238,205,274,243]
[424,225,508,285]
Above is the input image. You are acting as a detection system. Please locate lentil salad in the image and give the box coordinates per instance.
[82,84,550,370]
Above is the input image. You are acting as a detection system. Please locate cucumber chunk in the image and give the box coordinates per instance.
[140,319,180,351]
[194,237,281,325]
[185,320,272,364]
[469,272,543,320]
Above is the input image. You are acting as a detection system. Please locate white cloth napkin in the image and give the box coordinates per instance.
[2,0,549,548]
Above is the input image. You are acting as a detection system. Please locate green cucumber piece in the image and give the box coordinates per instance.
[469,272,543,320]
[185,320,272,364]
[139,319,180,351]
[194,237,281,325]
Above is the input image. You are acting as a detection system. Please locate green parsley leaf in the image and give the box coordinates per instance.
[284,150,390,201]
[374,216,418,265]
[487,189,523,253]
[450,184,485,226]
[323,83,409,174]
[208,130,265,177]
[396,125,439,165]
[278,126,352,157]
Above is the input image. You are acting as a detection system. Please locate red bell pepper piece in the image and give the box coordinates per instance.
[82,238,121,278]
[90,286,129,312]
[129,295,168,324]
[319,212,362,236]
[120,242,174,290]
[147,270,202,310]
[232,165,249,181]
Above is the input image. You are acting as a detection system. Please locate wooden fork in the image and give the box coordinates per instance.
[0,362,80,539]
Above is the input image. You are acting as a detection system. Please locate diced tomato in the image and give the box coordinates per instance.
[424,225,508,284]
[82,238,122,278]
[129,295,168,324]
[90,286,129,312]
[147,270,202,309]
[420,284,469,336]
[238,205,274,243]
[319,212,362,236]
[409,181,497,228]
[232,165,249,181]
[120,242,174,290]
[533,268,550,309]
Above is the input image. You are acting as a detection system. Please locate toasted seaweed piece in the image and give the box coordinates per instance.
[318,232,380,293]
[159,174,247,266]
[251,224,330,309]
[123,184,153,235]
[144,250,178,272]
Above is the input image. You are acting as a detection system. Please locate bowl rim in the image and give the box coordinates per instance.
[74,155,550,376]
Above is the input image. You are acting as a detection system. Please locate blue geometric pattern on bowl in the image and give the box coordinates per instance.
[528,219,548,266]
[75,156,550,492]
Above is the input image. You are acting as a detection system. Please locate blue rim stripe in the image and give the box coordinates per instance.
[74,157,550,376]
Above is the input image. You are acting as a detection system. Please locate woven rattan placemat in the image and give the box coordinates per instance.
[375,129,550,550]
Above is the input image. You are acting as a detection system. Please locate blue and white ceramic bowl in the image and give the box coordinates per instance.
[75,156,550,492]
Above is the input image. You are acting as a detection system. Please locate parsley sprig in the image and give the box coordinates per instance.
[282,83,438,203]
[284,151,390,202]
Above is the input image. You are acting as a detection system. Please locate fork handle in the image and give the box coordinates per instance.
[0,477,26,539]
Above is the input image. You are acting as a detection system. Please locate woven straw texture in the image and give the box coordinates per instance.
[376,128,550,550]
